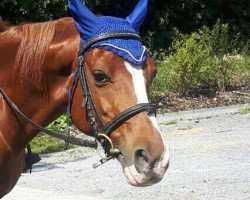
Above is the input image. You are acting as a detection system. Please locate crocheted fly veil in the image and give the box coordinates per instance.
[68,0,148,66]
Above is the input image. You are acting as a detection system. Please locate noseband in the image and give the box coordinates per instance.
[75,31,156,158]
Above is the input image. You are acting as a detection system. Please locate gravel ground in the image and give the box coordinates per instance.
[4,104,250,200]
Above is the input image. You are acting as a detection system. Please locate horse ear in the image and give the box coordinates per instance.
[126,0,148,32]
[68,0,101,40]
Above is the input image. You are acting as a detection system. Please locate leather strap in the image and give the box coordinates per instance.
[0,87,97,148]
[0,31,154,163]
[78,31,142,56]
[77,31,156,150]
[103,103,155,135]
[77,55,156,137]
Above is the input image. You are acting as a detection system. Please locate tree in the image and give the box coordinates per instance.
[0,0,248,51]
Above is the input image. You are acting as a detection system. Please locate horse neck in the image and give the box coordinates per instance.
[0,18,80,142]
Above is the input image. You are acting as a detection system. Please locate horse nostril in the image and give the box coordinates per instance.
[134,149,150,174]
[136,149,149,161]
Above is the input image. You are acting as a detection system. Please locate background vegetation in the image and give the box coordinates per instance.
[151,20,249,96]
[0,0,249,48]
[30,114,72,153]
[1,0,249,153]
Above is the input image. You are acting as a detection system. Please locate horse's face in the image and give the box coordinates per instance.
[71,48,170,186]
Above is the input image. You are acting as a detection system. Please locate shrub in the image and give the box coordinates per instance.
[239,106,250,115]
[151,20,249,96]
[47,114,72,132]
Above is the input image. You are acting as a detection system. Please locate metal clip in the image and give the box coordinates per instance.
[92,157,112,169]
[92,133,120,169]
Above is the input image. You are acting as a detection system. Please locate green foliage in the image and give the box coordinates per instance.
[0,0,249,50]
[151,20,249,96]
[160,120,177,126]
[0,0,68,23]
[30,133,66,154]
[239,106,250,115]
[47,114,72,132]
[30,114,72,153]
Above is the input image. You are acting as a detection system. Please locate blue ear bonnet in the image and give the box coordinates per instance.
[85,17,146,66]
[69,0,148,66]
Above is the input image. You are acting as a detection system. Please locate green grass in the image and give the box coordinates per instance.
[29,114,74,154]
[239,106,250,115]
[30,133,71,154]
[179,124,193,130]
[160,120,178,126]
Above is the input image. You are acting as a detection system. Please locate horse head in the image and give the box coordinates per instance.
[68,0,170,186]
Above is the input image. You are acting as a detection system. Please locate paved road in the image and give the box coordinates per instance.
[4,105,250,200]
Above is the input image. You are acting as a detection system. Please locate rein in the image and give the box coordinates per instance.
[0,87,97,149]
[0,31,156,168]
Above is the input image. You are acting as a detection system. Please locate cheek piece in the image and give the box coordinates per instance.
[68,0,155,168]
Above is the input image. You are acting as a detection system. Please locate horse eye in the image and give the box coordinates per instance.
[93,70,110,85]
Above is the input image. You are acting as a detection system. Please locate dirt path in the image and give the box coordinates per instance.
[4,105,250,200]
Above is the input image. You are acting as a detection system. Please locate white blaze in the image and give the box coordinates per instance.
[124,62,170,182]
[124,62,148,104]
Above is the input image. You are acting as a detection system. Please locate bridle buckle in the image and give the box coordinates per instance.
[96,133,120,158]
[92,133,120,169]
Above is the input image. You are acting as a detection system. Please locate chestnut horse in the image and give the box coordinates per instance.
[0,3,170,199]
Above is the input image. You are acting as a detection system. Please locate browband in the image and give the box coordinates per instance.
[78,31,142,56]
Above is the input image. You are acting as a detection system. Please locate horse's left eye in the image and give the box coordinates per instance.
[93,70,110,85]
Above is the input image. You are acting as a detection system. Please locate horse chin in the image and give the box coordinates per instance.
[117,154,168,187]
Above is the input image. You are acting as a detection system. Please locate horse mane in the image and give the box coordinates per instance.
[12,20,56,92]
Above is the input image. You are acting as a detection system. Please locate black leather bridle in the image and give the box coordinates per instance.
[0,31,156,168]
[75,31,156,158]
